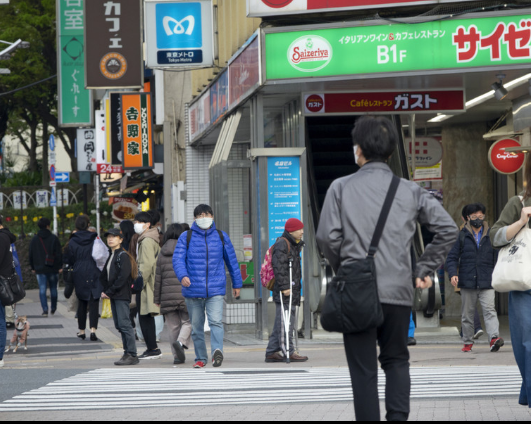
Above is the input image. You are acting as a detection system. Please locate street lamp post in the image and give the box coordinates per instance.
[0,39,29,75]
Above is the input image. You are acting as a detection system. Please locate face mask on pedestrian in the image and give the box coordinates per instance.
[470,219,484,229]
[134,222,147,235]
[353,145,360,165]
[196,217,214,230]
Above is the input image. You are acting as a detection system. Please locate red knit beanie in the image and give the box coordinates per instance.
[285,218,304,233]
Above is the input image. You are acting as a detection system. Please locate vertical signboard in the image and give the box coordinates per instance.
[144,0,215,69]
[229,34,260,109]
[84,0,143,88]
[121,93,155,170]
[109,93,124,165]
[95,110,108,165]
[57,0,93,127]
[189,88,211,142]
[267,157,302,247]
[77,128,96,171]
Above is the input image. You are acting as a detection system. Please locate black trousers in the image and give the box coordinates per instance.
[343,304,411,422]
[138,293,158,351]
[77,296,100,331]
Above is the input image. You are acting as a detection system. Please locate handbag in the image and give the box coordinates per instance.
[39,237,55,267]
[492,197,531,293]
[320,175,400,334]
[0,263,26,306]
[63,263,75,299]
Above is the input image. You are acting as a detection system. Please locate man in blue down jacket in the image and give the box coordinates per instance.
[173,204,243,369]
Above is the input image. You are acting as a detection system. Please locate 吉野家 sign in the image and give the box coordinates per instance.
[248,0,477,17]
[144,0,215,69]
[303,91,465,115]
[56,0,93,127]
[121,93,155,170]
[267,157,302,247]
[84,0,143,88]
[265,13,531,81]
[489,138,526,175]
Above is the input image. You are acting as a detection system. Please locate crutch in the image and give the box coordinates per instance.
[280,258,294,364]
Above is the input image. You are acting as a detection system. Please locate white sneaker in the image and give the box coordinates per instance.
[0,359,4,368]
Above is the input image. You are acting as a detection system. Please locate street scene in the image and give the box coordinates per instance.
[2,0,531,421]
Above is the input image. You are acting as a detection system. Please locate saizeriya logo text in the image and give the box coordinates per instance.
[288,36,333,72]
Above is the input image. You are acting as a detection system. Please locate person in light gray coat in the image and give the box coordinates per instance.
[317,116,458,422]
[154,224,191,365]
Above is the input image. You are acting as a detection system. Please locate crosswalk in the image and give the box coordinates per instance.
[0,366,522,412]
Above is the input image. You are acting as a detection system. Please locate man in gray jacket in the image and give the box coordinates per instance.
[317,116,458,422]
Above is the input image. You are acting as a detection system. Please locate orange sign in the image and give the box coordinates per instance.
[121,93,154,170]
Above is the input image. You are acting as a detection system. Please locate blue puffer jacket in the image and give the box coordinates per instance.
[446,224,498,290]
[173,222,243,299]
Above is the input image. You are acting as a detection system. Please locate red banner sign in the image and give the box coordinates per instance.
[97,164,124,175]
[248,0,476,16]
[303,91,465,114]
[489,138,526,175]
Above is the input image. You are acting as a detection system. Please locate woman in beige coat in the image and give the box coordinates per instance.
[133,212,162,360]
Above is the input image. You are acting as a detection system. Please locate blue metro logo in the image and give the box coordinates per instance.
[156,2,202,49]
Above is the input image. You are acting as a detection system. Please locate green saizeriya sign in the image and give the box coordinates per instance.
[265,14,531,80]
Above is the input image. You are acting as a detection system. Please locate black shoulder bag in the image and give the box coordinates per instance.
[320,175,400,334]
[0,261,26,307]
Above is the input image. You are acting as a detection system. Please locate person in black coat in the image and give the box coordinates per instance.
[0,216,16,367]
[63,215,104,342]
[29,218,63,317]
[101,228,139,366]
[446,202,503,353]
[266,218,308,364]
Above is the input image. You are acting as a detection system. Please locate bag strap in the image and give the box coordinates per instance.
[367,175,401,258]
[39,237,49,255]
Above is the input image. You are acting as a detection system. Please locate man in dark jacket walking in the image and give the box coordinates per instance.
[266,218,308,363]
[446,202,504,353]
[29,218,63,316]
[0,216,17,368]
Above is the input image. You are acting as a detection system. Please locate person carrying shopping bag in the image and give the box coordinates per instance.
[491,155,531,408]
[101,228,139,366]
[154,224,192,365]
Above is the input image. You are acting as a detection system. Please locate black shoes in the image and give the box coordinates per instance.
[77,333,86,340]
[90,333,98,342]
[172,341,186,363]
[42,312,48,317]
[115,354,139,366]
[138,349,162,360]
[408,337,417,346]
[212,349,224,368]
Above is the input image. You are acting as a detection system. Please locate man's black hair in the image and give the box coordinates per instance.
[148,210,161,227]
[134,212,152,223]
[461,204,473,221]
[38,217,51,230]
[351,116,398,162]
[193,204,214,218]
[469,202,487,216]
[75,215,90,231]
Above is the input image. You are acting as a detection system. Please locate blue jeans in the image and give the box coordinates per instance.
[0,302,5,360]
[111,299,137,357]
[509,291,531,407]
[185,296,224,363]
[36,274,59,313]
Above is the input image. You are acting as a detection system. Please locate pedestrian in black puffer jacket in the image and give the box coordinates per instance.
[266,219,308,364]
[154,224,191,365]
[101,228,139,366]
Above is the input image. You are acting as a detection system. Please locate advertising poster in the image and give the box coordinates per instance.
[267,157,302,247]
[211,70,229,125]
[112,197,139,221]
[229,35,260,109]
[407,137,443,182]
[35,190,49,208]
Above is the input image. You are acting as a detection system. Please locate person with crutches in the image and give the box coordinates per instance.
[265,218,308,363]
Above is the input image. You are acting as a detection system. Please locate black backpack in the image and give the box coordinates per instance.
[116,251,144,294]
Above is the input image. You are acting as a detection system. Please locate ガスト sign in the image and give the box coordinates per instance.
[266,14,531,80]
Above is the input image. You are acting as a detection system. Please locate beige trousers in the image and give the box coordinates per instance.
[165,309,192,358]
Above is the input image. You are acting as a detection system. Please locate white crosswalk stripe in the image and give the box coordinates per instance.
[0,366,522,412]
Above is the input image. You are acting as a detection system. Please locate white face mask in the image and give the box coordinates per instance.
[196,217,214,230]
[134,223,146,235]
[353,145,360,165]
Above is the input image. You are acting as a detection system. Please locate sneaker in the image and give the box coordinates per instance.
[51,310,56,316]
[490,337,505,353]
[212,349,224,368]
[462,344,473,353]
[265,352,286,363]
[194,361,206,369]
[174,358,185,365]
[138,349,162,360]
[172,341,186,363]
[115,354,139,366]
[408,337,417,346]
[42,312,48,317]
[0,359,4,368]
[473,329,484,340]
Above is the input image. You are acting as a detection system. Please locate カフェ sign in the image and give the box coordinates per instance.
[489,138,526,175]
[84,0,143,89]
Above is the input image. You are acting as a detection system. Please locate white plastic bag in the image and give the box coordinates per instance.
[492,198,531,293]
[92,236,110,272]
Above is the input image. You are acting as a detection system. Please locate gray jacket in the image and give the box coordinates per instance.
[316,162,458,307]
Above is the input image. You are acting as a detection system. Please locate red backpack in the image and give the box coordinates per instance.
[260,238,290,291]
